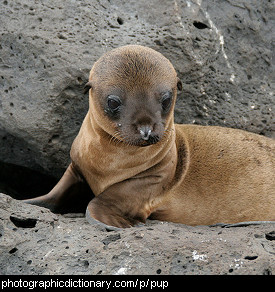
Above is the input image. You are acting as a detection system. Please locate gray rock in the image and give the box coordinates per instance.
[0,194,274,275]
[0,0,274,198]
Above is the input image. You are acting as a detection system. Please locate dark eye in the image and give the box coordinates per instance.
[107,95,121,111]
[161,92,172,111]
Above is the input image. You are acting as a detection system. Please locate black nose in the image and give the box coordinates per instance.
[139,125,152,141]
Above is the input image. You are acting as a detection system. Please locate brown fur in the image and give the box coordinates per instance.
[25,45,275,228]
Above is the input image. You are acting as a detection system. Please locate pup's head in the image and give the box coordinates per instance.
[85,45,182,147]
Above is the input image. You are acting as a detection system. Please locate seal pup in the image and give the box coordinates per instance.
[25,45,275,228]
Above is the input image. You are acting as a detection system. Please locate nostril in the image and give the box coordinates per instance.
[139,126,152,141]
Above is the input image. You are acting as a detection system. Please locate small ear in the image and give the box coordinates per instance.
[84,81,93,94]
[177,78,183,91]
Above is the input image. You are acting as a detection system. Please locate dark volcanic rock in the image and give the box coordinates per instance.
[0,0,274,196]
[0,194,274,275]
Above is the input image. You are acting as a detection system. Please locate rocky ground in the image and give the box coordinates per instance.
[0,0,274,275]
[0,194,274,275]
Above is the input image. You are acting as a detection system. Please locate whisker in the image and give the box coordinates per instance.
[109,131,125,145]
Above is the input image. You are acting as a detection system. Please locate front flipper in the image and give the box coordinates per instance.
[85,208,121,231]
[86,195,146,229]
[24,163,94,213]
